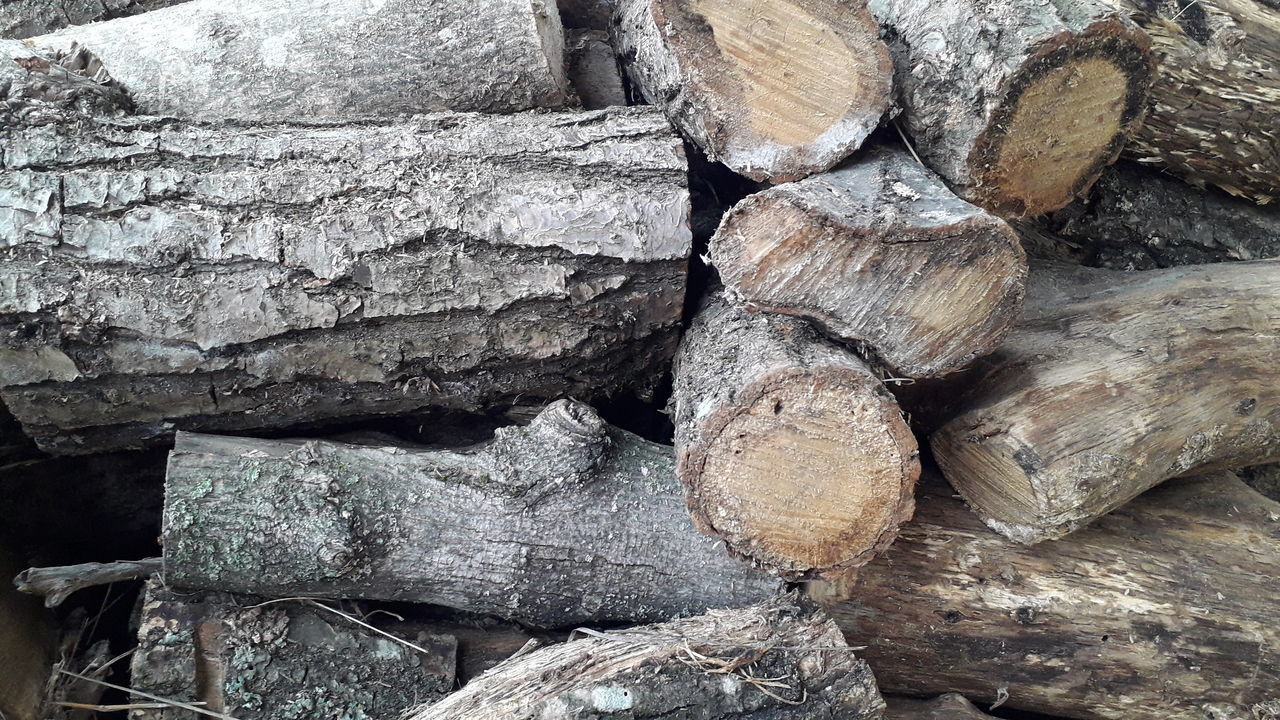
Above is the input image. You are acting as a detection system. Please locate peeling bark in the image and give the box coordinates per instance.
[0,107,690,454]
[809,473,1280,720]
[2,0,188,39]
[1,39,130,125]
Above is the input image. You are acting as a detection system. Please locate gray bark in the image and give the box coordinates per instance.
[130,583,456,720]
[712,145,1027,378]
[23,0,569,119]
[2,39,129,125]
[672,293,918,578]
[411,595,885,720]
[869,0,1153,217]
[809,473,1280,720]
[931,260,1280,544]
[566,29,627,109]
[162,400,783,629]
[0,107,691,455]
[612,0,892,182]
[2,0,189,39]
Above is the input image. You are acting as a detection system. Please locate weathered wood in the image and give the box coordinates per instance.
[712,145,1027,378]
[566,29,627,109]
[672,294,918,578]
[24,0,569,119]
[0,107,690,454]
[0,539,56,720]
[130,583,456,720]
[2,0,188,39]
[14,558,161,608]
[163,400,782,629]
[870,0,1153,217]
[1,40,130,125]
[1100,0,1280,202]
[809,473,1280,720]
[412,596,885,720]
[613,0,892,182]
[932,261,1280,543]
[885,694,995,720]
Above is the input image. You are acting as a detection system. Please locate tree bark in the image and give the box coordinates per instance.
[566,29,627,109]
[411,595,885,720]
[1,39,130,125]
[1098,0,1280,203]
[869,0,1153,217]
[23,0,569,119]
[2,0,189,39]
[612,0,892,182]
[931,260,1280,544]
[711,145,1028,378]
[672,294,918,579]
[885,695,995,720]
[130,583,457,720]
[0,107,691,455]
[162,400,783,629]
[808,473,1280,720]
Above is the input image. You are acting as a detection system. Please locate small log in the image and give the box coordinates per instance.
[613,0,892,182]
[0,106,690,455]
[2,0,188,39]
[14,558,161,608]
[1100,0,1280,202]
[411,595,885,720]
[870,0,1153,216]
[566,29,627,109]
[932,260,1280,543]
[24,0,569,119]
[711,145,1028,378]
[885,694,994,720]
[162,400,782,629]
[130,582,456,720]
[808,473,1280,720]
[672,294,919,578]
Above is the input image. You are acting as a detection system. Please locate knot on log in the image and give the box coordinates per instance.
[484,399,613,497]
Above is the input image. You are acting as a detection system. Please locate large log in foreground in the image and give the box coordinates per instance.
[0,107,690,454]
[613,0,892,182]
[673,295,918,578]
[163,401,782,629]
[24,0,569,118]
[712,145,1027,378]
[809,473,1280,720]
[870,0,1153,217]
[413,596,885,720]
[932,261,1280,543]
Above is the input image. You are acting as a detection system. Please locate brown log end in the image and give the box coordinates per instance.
[968,20,1153,217]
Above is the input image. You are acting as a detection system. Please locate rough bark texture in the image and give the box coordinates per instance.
[130,583,456,720]
[932,261,1280,543]
[672,294,918,578]
[870,0,1153,217]
[808,474,1280,720]
[2,39,130,125]
[712,145,1028,378]
[884,695,995,720]
[163,401,782,629]
[412,596,885,720]
[0,107,691,455]
[1101,0,1280,202]
[567,29,627,109]
[613,0,892,182]
[1,0,189,39]
[24,0,569,118]
[0,539,56,720]
[1036,161,1280,270]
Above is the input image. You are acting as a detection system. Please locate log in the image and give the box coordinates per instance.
[672,294,919,578]
[566,29,627,109]
[931,260,1280,543]
[612,0,892,182]
[130,583,456,720]
[885,695,995,720]
[0,107,691,454]
[1,0,188,39]
[869,0,1153,217]
[14,558,162,608]
[411,595,886,720]
[711,145,1028,378]
[162,400,783,629]
[808,473,1280,720]
[1,40,130,125]
[24,0,569,119]
[1101,0,1280,202]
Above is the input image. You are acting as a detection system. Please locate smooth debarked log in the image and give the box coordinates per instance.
[2,0,188,39]
[809,474,1280,720]
[412,596,885,720]
[870,0,1153,217]
[24,0,569,118]
[672,294,918,578]
[932,260,1280,543]
[130,583,456,720]
[712,145,1027,377]
[162,401,783,629]
[613,0,892,182]
[0,107,690,454]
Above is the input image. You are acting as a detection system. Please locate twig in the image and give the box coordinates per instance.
[14,558,162,608]
[893,120,925,167]
[245,598,437,657]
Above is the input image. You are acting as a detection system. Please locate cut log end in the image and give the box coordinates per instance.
[969,27,1152,217]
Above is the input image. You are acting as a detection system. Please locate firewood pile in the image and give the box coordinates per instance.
[1,0,1277,718]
